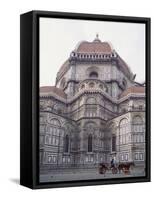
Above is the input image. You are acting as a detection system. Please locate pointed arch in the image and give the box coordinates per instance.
[48,118,62,146]
[49,118,61,127]
[119,118,129,145]
[119,118,128,134]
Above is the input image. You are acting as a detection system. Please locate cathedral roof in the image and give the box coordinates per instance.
[75,36,112,54]
[120,86,145,98]
[40,86,67,99]
[57,36,113,77]
[57,35,133,80]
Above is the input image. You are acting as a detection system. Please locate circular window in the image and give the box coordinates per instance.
[89,82,95,88]
[99,84,104,90]
[81,84,85,89]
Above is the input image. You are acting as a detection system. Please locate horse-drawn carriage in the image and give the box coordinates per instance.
[99,162,134,175]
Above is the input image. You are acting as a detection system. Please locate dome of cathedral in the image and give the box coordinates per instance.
[75,37,112,54]
[57,35,113,78]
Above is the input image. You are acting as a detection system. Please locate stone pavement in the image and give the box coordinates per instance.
[40,168,145,183]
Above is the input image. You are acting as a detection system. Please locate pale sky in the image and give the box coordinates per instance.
[40,17,145,86]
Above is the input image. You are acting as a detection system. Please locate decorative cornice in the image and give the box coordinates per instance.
[40,88,145,105]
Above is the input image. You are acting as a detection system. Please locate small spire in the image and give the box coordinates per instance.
[94,33,101,42]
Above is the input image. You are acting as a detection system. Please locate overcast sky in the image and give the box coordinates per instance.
[40,17,145,86]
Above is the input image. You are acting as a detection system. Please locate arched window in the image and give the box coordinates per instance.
[88,134,92,152]
[133,115,143,132]
[45,135,49,144]
[64,135,69,153]
[84,123,95,152]
[49,118,61,146]
[119,118,128,144]
[50,118,61,127]
[133,116,144,143]
[89,71,98,78]
[120,119,128,133]
[109,123,116,151]
[86,97,97,117]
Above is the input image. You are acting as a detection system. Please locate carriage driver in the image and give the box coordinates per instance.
[111,157,116,168]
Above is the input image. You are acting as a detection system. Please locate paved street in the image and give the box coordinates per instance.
[40,169,145,182]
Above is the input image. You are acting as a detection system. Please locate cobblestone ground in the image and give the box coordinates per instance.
[40,168,145,183]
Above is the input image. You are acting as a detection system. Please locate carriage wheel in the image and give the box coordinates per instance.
[112,167,118,174]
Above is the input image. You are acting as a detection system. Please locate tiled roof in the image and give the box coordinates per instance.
[120,86,145,98]
[40,86,67,99]
[76,41,112,54]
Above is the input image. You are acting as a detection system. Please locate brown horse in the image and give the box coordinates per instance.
[99,163,118,174]
[99,163,108,174]
[99,162,134,175]
[118,162,134,174]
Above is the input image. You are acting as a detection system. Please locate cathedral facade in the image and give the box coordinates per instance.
[39,35,145,173]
